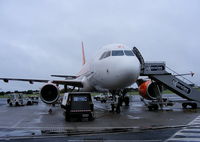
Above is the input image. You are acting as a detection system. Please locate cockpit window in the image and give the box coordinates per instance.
[112,50,124,56]
[104,51,111,58]
[99,51,111,60]
[124,50,134,56]
[100,50,134,59]
[99,52,106,60]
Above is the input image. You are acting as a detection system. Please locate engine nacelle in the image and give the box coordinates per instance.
[138,80,161,100]
[40,83,60,104]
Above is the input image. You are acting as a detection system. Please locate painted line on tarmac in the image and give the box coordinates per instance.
[166,115,200,142]
[11,118,26,128]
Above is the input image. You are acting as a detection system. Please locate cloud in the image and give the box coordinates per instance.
[0,0,200,91]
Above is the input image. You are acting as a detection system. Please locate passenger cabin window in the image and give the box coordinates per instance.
[112,50,124,56]
[124,50,134,56]
[99,51,111,60]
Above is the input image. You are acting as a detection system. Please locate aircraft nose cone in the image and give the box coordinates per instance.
[119,57,140,82]
[108,56,141,89]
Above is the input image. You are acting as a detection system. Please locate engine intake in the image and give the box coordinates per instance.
[138,80,161,100]
[40,83,60,104]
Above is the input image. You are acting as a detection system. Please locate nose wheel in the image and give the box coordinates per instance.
[124,96,130,106]
[111,102,121,113]
[110,93,121,113]
[116,104,121,113]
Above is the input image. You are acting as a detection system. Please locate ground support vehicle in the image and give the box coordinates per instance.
[61,92,95,121]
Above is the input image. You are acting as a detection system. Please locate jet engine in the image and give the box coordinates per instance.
[40,83,60,104]
[137,79,162,100]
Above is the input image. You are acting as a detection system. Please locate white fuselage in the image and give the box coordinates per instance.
[76,44,141,92]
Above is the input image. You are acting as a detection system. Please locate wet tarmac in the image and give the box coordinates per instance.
[0,94,199,142]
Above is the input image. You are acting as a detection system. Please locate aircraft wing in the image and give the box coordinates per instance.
[51,75,77,79]
[0,78,83,87]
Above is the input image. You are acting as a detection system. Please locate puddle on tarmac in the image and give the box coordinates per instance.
[0,129,41,137]
[126,115,142,120]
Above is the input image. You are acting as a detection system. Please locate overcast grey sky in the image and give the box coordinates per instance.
[0,0,200,91]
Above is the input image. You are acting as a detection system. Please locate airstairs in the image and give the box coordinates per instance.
[132,47,200,108]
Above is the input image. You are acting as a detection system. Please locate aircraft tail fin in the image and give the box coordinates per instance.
[82,42,86,65]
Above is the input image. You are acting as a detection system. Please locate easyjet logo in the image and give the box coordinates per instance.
[117,45,124,48]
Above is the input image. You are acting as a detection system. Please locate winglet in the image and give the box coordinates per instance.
[82,42,86,65]
[191,72,195,77]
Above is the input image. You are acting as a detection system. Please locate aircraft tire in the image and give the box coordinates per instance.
[116,105,121,113]
[118,97,123,106]
[111,104,115,112]
[124,96,129,106]
[9,103,12,106]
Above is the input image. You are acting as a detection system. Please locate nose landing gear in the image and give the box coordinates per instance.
[110,89,130,113]
[111,101,121,113]
[110,94,120,113]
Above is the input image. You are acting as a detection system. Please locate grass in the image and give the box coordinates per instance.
[0,93,39,98]
[162,90,173,94]
[0,95,6,98]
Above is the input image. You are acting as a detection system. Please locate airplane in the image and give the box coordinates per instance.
[0,43,141,113]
